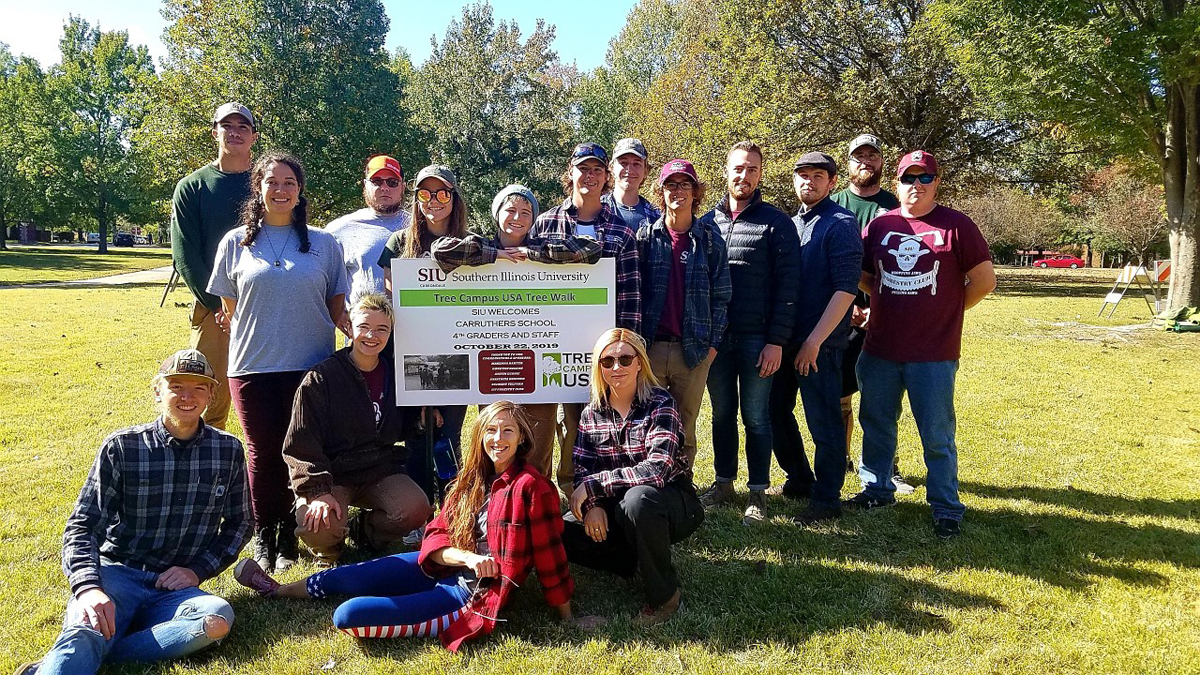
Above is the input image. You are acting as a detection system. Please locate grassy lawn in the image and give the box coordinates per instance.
[1,267,1197,674]
[0,245,172,286]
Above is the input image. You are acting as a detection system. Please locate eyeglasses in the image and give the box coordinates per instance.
[369,177,401,188]
[416,188,454,204]
[663,181,694,192]
[899,173,937,185]
[598,354,636,369]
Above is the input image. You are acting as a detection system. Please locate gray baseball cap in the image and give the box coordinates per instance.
[491,184,540,223]
[848,133,881,156]
[613,138,648,161]
[212,102,255,129]
[414,164,458,189]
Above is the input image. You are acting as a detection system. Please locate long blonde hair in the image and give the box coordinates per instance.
[443,401,536,551]
[588,328,659,408]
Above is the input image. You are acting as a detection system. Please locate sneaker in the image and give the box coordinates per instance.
[765,481,810,501]
[893,472,916,496]
[742,490,767,525]
[275,523,299,572]
[792,502,842,526]
[348,511,383,556]
[234,558,280,596]
[251,524,276,574]
[631,589,681,627]
[842,491,896,511]
[933,518,961,539]
[401,525,426,548]
[12,660,40,675]
[699,481,735,508]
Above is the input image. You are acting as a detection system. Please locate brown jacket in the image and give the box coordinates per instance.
[283,348,416,498]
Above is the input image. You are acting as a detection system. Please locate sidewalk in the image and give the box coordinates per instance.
[1,265,174,289]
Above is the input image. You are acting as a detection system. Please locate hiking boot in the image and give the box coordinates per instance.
[893,472,916,496]
[742,489,767,525]
[632,589,681,627]
[251,524,276,574]
[275,522,299,572]
[12,660,40,675]
[765,481,810,501]
[348,510,383,556]
[792,502,842,526]
[933,518,961,539]
[234,558,280,596]
[842,491,896,511]
[699,481,736,508]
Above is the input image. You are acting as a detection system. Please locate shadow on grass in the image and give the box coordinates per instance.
[959,480,1200,520]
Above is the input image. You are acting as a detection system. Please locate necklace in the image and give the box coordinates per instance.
[262,225,292,267]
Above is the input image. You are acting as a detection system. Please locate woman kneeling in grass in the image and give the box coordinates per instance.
[235,401,602,650]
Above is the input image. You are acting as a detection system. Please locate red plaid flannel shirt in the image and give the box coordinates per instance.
[418,460,573,651]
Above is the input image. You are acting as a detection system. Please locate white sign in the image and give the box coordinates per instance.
[391,258,616,405]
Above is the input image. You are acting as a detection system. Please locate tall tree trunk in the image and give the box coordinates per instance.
[1162,81,1199,310]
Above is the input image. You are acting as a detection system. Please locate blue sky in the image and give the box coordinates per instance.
[1,0,636,71]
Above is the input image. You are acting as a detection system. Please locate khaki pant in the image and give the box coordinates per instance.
[294,472,432,563]
[523,403,560,482]
[189,302,231,430]
[648,340,714,468]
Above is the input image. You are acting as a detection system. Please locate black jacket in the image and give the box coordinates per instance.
[283,348,417,498]
[699,190,801,346]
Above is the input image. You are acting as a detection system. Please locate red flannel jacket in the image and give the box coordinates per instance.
[418,460,574,651]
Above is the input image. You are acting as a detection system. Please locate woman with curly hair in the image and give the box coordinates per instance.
[207,151,349,574]
[234,401,602,651]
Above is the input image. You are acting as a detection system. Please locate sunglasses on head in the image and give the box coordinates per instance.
[899,173,937,185]
[416,188,454,204]
[599,354,636,369]
[369,177,401,188]
[572,144,609,164]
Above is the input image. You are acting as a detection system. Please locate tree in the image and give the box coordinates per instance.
[957,187,1065,263]
[1081,163,1169,263]
[931,0,1200,310]
[142,0,417,223]
[0,46,48,251]
[408,2,574,232]
[37,18,154,253]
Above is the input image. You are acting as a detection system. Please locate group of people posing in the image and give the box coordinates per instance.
[18,101,996,674]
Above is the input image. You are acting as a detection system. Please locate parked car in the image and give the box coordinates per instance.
[86,232,100,244]
[1033,254,1085,269]
[134,235,149,245]
[114,232,135,247]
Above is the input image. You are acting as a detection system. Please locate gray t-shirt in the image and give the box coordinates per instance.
[325,208,410,303]
[207,225,350,376]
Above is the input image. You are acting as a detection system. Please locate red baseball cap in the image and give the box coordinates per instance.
[895,150,939,178]
[658,158,699,186]
[365,155,403,179]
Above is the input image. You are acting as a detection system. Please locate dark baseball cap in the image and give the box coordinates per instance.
[658,158,699,186]
[571,142,609,166]
[414,164,458,189]
[794,151,838,175]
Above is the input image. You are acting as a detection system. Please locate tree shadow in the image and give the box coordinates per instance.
[959,480,1200,520]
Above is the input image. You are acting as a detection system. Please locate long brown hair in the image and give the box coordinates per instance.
[444,401,535,551]
[239,151,311,253]
[403,178,469,258]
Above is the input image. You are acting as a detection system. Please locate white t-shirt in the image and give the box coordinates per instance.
[325,208,409,303]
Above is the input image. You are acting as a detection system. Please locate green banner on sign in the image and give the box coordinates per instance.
[399,288,609,307]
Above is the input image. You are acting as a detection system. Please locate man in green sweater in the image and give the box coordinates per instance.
[170,102,259,429]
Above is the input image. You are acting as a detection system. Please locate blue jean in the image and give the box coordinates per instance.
[856,351,964,521]
[770,345,847,509]
[38,563,234,673]
[309,551,470,630]
[707,333,775,490]
[405,405,467,502]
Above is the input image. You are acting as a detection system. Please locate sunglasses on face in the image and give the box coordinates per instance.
[599,354,637,369]
[416,188,454,204]
[899,173,937,185]
[369,177,401,188]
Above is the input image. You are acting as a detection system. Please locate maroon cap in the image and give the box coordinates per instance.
[658,158,699,186]
[896,150,939,177]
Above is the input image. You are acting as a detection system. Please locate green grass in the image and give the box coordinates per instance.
[0,245,172,286]
[1,267,1197,674]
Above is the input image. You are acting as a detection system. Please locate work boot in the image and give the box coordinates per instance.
[251,523,276,573]
[699,480,735,508]
[275,521,299,572]
[234,558,281,596]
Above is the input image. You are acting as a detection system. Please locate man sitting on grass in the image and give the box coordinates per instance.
[17,350,250,675]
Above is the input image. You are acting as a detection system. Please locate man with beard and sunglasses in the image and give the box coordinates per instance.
[326,155,410,332]
[831,134,914,496]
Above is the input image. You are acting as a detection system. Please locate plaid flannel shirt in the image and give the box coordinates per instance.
[637,216,733,369]
[419,460,573,652]
[62,419,251,595]
[528,198,641,332]
[573,387,691,514]
[430,233,604,273]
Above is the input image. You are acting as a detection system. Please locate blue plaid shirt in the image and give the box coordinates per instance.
[62,418,251,595]
[529,198,641,333]
[637,216,732,369]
